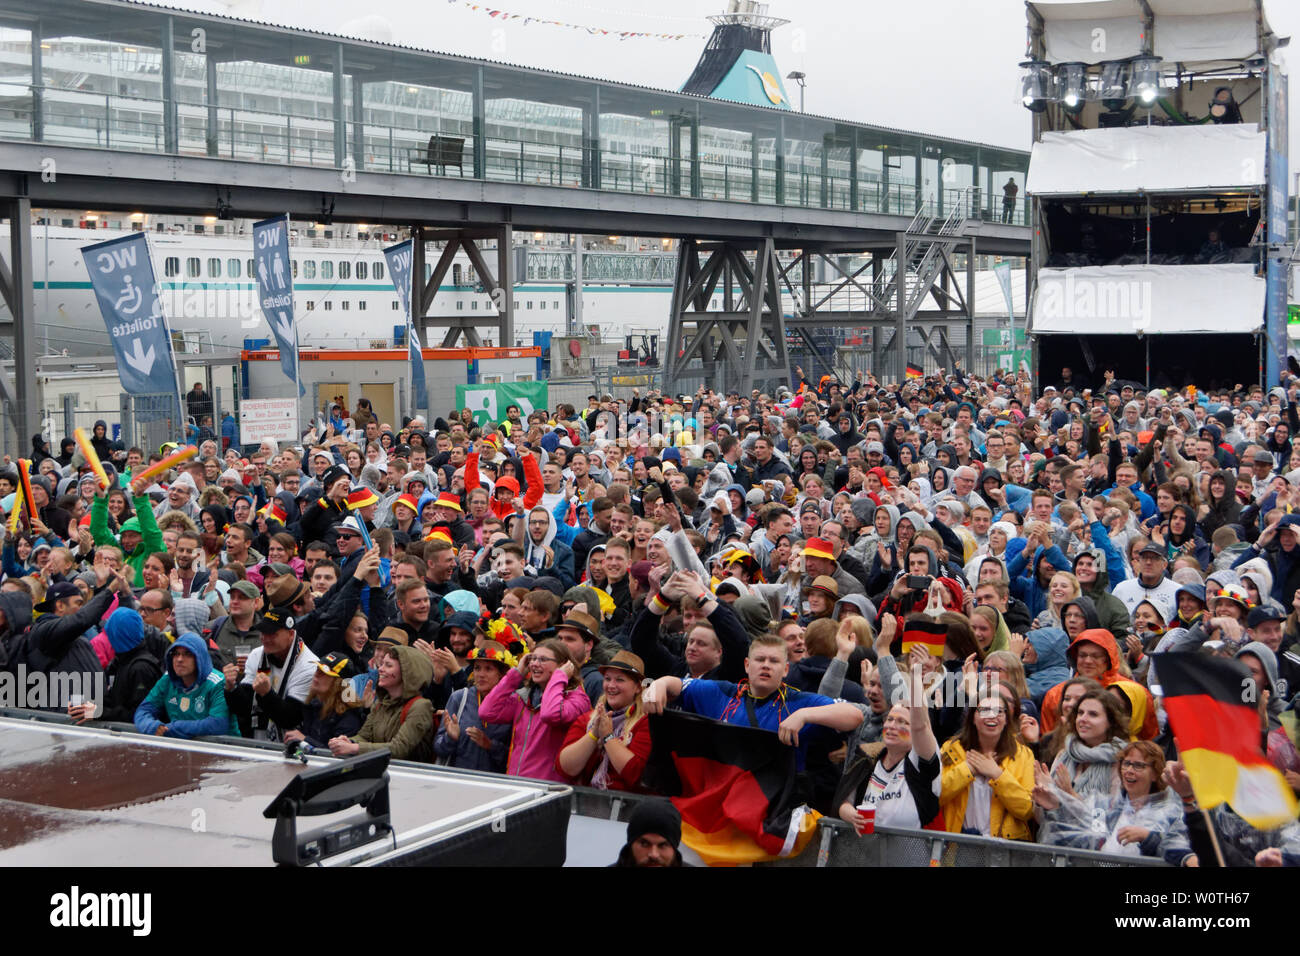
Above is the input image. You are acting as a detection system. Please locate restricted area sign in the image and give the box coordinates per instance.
[239,398,299,444]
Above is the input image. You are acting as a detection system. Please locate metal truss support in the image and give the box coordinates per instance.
[0,198,38,451]
[666,238,791,397]
[408,224,516,348]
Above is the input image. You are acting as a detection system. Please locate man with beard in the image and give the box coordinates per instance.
[611,801,687,867]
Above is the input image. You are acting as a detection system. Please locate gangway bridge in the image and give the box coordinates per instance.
[0,0,1029,438]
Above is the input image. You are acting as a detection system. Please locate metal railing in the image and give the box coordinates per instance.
[2,84,1030,227]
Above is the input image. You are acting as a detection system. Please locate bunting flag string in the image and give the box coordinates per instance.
[445,0,704,39]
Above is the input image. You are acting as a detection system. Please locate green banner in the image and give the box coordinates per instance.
[981,328,1028,347]
[455,381,549,425]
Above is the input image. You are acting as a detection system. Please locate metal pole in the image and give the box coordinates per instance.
[9,199,39,445]
[31,20,43,141]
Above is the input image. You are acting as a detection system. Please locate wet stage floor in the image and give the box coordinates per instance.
[0,719,563,865]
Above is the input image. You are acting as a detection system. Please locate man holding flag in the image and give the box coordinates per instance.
[642,580,861,864]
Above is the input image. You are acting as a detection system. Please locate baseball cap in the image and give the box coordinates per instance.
[256,604,296,634]
[230,580,260,600]
[1246,605,1286,628]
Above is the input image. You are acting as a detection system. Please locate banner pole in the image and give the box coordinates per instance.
[146,232,186,445]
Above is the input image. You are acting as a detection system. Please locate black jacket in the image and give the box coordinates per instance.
[20,585,115,709]
[630,600,749,683]
[100,643,163,723]
[788,655,866,704]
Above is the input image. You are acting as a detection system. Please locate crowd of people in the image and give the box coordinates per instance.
[3,361,1300,867]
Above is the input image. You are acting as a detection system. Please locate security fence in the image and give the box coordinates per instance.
[568,787,1164,868]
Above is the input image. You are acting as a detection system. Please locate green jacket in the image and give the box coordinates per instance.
[352,644,435,762]
[90,492,165,588]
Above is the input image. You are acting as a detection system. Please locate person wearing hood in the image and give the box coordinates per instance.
[1153,502,1211,570]
[134,632,239,738]
[523,505,575,590]
[1007,526,1073,619]
[1038,629,1158,740]
[1016,625,1072,706]
[698,491,741,558]
[91,608,164,724]
[1071,548,1131,641]
[89,478,165,589]
[20,571,117,711]
[88,421,113,463]
[329,642,436,762]
[830,413,862,455]
[1199,469,1242,540]
[1232,512,1300,607]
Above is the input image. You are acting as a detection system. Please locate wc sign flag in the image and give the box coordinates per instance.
[80,233,182,406]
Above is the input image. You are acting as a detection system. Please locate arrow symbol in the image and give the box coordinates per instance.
[123,339,156,375]
[272,310,294,345]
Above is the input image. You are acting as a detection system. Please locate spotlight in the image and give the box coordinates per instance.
[1209,86,1243,124]
[1130,56,1162,108]
[1098,60,1129,111]
[1056,62,1087,114]
[1020,60,1052,112]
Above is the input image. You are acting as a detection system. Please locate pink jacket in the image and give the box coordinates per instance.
[479,666,590,781]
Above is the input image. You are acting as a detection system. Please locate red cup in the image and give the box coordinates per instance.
[857,804,876,835]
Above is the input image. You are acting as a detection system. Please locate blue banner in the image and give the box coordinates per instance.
[383,239,427,412]
[80,233,182,420]
[252,214,302,395]
[1267,62,1289,382]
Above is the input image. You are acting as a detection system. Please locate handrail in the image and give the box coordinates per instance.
[5,83,1028,225]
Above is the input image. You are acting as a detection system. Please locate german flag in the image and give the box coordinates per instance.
[905,363,924,380]
[1153,652,1298,829]
[645,710,819,866]
[900,617,947,657]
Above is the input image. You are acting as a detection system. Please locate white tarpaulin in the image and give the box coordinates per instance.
[1031,0,1265,65]
[1032,264,1265,334]
[1043,16,1144,65]
[1026,124,1266,196]
[1154,13,1259,63]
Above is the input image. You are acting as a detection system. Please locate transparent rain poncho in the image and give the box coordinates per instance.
[1038,785,1185,857]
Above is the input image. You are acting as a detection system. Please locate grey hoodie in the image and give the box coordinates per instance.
[1237,641,1285,731]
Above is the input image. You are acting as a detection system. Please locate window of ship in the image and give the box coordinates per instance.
[553,301,560,310]
[164,257,180,277]
[208,258,221,278]
[291,260,298,278]
[306,301,315,310]
[539,301,546,309]
[456,301,464,310]
[339,262,352,280]
[324,301,333,311]
[247,259,255,277]
[342,301,350,310]
[453,265,462,285]
[392,301,399,310]
[227,259,241,278]
[356,262,368,280]
[527,301,533,309]
[374,263,384,281]
[187,258,201,278]
[359,301,367,310]
[303,260,316,279]
[321,261,334,279]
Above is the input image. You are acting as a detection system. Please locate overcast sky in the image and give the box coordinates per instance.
[160,0,1299,160]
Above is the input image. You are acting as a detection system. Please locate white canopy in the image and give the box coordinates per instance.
[1029,0,1267,65]
[1032,264,1265,335]
[1026,124,1266,196]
